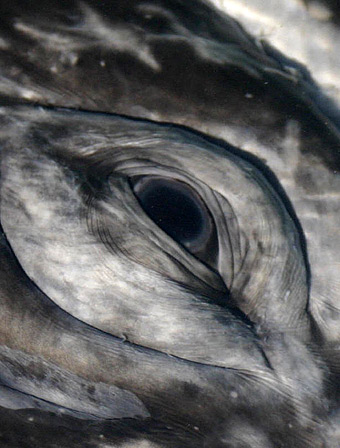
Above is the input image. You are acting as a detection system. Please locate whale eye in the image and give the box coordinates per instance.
[130,176,217,264]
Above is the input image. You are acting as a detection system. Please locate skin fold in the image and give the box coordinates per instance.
[0,1,339,447]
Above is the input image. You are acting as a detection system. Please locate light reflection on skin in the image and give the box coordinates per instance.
[210,0,340,107]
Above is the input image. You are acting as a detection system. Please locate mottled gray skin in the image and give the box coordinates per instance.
[0,1,339,447]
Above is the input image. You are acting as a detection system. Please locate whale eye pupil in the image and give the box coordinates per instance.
[130,176,215,257]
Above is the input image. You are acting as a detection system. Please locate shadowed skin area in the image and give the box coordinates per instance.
[0,1,339,447]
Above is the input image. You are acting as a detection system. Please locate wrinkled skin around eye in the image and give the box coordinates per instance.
[0,1,339,448]
[0,108,327,448]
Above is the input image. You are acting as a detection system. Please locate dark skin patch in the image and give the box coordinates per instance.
[29,124,72,151]
[0,408,204,448]
[181,382,200,400]
[87,385,95,396]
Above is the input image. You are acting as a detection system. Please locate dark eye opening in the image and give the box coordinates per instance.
[130,176,218,266]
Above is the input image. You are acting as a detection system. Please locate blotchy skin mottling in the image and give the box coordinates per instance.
[0,1,339,447]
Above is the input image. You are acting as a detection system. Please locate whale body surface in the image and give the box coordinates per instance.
[0,1,339,447]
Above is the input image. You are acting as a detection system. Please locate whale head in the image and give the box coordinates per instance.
[0,1,339,447]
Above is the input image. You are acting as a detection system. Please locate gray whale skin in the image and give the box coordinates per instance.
[0,1,339,447]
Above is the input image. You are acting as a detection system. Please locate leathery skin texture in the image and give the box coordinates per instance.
[0,1,339,447]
